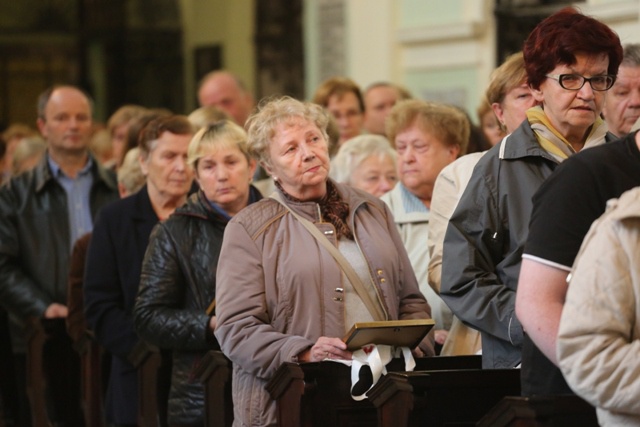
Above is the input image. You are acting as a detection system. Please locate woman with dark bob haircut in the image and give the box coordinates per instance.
[441,6,622,378]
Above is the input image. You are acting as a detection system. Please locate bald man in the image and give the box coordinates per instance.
[0,85,118,425]
[197,71,255,126]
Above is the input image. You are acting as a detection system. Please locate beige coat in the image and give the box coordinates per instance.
[428,153,484,356]
[558,187,640,427]
[214,182,434,426]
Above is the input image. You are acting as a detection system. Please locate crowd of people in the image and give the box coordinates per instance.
[0,6,640,427]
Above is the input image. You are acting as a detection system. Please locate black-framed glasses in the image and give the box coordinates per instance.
[546,73,616,91]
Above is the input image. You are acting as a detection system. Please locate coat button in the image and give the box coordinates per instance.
[376,269,383,276]
[333,297,343,302]
[335,287,344,293]
[380,278,386,283]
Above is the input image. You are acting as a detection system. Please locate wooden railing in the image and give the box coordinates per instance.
[26,318,83,427]
[266,355,485,427]
[368,368,520,426]
[71,330,105,427]
[193,350,234,427]
[129,341,171,427]
[477,395,598,427]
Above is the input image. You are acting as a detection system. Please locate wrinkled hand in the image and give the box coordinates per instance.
[298,336,352,362]
[44,303,68,319]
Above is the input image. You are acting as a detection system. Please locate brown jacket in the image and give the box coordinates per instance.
[214,181,433,426]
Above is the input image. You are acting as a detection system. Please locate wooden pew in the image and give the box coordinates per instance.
[477,395,598,426]
[72,330,105,427]
[66,231,105,427]
[266,355,482,427]
[129,341,171,427]
[193,350,233,427]
[368,368,521,427]
[26,318,84,427]
[25,318,51,427]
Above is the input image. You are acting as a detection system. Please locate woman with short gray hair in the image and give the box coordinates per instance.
[330,134,397,197]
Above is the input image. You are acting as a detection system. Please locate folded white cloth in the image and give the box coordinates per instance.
[349,345,415,400]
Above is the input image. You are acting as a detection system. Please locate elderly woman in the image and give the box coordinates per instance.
[84,115,194,426]
[441,8,622,370]
[380,100,469,352]
[214,96,434,426]
[133,120,261,426]
[330,134,397,197]
[427,51,537,356]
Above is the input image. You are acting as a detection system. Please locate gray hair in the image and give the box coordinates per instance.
[245,96,330,167]
[622,44,640,67]
[329,134,396,184]
[117,147,146,196]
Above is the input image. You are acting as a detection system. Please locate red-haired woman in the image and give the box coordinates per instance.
[441,7,622,378]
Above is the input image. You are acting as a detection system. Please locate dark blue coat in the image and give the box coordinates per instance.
[84,186,158,425]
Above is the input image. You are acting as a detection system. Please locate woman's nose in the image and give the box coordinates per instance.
[379,178,395,192]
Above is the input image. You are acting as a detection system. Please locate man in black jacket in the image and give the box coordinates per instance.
[0,85,118,425]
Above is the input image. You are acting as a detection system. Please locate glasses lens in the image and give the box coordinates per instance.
[558,74,614,91]
[559,75,583,90]
[590,76,613,91]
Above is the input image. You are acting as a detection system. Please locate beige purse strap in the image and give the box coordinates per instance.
[271,193,386,321]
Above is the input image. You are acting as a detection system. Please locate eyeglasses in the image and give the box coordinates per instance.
[546,73,616,91]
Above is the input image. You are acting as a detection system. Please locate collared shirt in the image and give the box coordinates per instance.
[399,183,428,214]
[47,154,94,250]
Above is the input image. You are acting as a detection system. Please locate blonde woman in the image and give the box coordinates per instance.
[134,120,261,426]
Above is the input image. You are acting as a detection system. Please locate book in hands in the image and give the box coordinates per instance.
[342,319,435,351]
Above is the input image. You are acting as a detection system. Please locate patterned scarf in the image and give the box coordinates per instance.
[526,105,608,161]
[275,179,354,240]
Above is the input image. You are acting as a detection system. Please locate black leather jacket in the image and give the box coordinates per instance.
[134,187,261,425]
[0,154,118,351]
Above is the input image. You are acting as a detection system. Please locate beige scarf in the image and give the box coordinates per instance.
[526,105,607,161]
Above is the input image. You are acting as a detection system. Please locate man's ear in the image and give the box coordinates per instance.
[37,118,47,138]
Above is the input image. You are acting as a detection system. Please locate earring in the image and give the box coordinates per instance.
[272,176,278,182]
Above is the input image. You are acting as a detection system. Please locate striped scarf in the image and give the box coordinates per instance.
[526,105,607,161]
